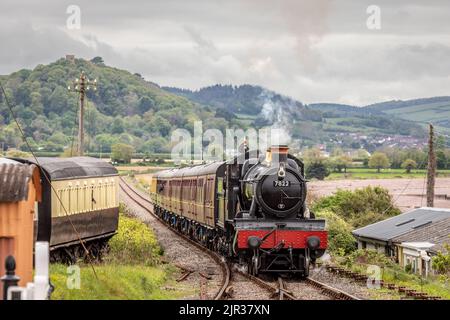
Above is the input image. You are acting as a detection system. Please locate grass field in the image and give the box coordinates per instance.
[383,100,450,124]
[50,263,187,300]
[326,168,450,180]
[49,212,193,300]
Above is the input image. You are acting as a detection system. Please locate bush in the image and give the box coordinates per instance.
[432,244,450,275]
[312,186,401,228]
[5,149,31,158]
[306,162,330,180]
[342,249,397,269]
[315,210,356,255]
[401,159,418,173]
[107,213,162,266]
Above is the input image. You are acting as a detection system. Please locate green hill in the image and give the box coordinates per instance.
[0,57,443,155]
[364,97,450,134]
[0,57,239,154]
[166,85,428,148]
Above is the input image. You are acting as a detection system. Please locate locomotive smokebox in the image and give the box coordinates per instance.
[242,144,306,219]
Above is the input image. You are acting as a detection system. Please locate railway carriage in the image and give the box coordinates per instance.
[151,146,327,276]
[10,157,120,262]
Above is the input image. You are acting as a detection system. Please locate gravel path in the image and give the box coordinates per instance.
[120,186,222,299]
[282,279,332,300]
[227,271,273,300]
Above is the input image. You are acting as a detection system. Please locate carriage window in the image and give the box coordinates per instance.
[205,179,210,204]
[198,179,203,202]
[217,178,223,194]
[58,189,64,216]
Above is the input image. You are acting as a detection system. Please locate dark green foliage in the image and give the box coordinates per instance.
[90,56,105,65]
[111,143,134,163]
[0,57,226,154]
[432,244,450,275]
[313,186,401,228]
[315,210,356,255]
[306,162,330,180]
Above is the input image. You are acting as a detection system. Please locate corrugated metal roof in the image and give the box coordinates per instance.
[352,207,450,242]
[10,157,118,180]
[393,217,450,253]
[0,162,37,202]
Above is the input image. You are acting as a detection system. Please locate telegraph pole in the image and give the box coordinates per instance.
[68,71,97,156]
[426,123,436,207]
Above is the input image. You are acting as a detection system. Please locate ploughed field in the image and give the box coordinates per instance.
[130,171,450,212]
[309,178,450,212]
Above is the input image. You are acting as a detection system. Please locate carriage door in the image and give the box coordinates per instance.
[216,177,225,227]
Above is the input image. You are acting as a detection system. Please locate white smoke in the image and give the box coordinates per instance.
[258,89,299,146]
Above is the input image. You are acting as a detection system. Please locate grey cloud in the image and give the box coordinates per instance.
[1,0,450,105]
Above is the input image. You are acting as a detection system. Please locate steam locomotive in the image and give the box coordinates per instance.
[151,145,327,276]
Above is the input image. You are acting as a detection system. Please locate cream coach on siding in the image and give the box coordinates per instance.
[9,157,120,262]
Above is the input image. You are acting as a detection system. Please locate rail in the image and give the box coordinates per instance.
[119,177,230,300]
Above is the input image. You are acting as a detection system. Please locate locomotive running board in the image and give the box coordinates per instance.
[233,218,326,231]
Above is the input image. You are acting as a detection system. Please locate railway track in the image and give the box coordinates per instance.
[119,177,229,300]
[301,277,360,300]
[119,176,360,301]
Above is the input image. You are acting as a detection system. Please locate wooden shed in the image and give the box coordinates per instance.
[0,158,41,299]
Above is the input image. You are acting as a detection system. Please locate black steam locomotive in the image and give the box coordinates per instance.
[151,145,327,276]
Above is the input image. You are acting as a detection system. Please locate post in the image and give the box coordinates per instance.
[68,71,97,157]
[33,242,50,300]
[77,72,86,156]
[1,256,20,300]
[426,123,436,207]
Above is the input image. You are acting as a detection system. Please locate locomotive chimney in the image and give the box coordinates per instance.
[270,145,289,163]
[265,148,272,164]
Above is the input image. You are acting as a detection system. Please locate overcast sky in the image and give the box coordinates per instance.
[1,0,450,105]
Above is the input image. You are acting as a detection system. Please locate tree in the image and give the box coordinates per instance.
[303,147,330,180]
[95,134,119,152]
[357,149,370,160]
[368,152,390,173]
[137,96,155,114]
[143,137,168,153]
[47,86,68,115]
[303,147,325,164]
[306,162,330,180]
[401,159,417,173]
[332,154,352,173]
[111,143,134,163]
[90,56,105,65]
[111,117,125,134]
[312,186,401,228]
